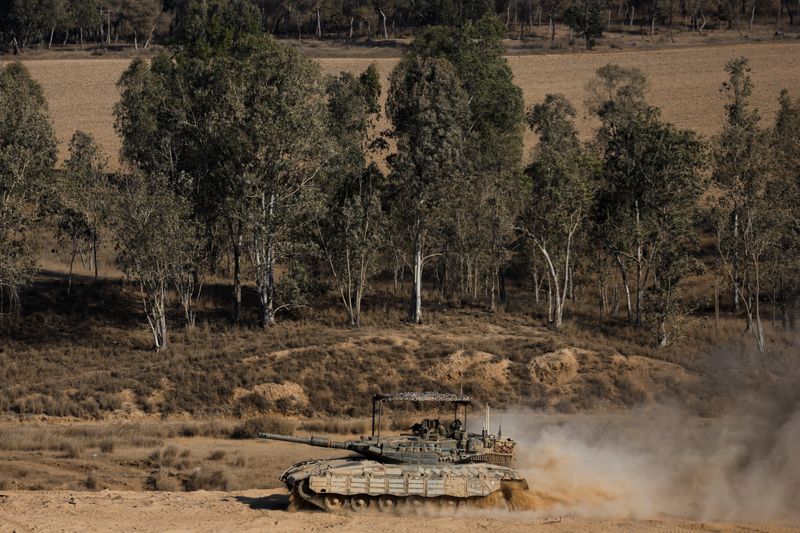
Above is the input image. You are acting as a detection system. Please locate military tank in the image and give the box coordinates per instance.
[259,392,528,513]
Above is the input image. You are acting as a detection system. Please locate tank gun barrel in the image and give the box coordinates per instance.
[258,432,350,450]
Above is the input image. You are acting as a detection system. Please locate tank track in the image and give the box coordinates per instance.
[290,478,529,513]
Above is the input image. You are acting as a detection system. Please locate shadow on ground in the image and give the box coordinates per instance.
[235,494,290,511]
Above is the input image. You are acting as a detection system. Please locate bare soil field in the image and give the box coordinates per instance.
[4,40,800,167]
[2,488,798,533]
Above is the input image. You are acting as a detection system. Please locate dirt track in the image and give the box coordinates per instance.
[0,489,797,533]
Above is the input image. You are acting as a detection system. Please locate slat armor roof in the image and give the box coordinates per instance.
[373,392,472,404]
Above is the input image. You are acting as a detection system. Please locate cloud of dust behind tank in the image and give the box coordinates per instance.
[488,348,800,524]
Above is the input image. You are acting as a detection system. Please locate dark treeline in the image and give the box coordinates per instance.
[1,0,797,54]
[1,5,799,354]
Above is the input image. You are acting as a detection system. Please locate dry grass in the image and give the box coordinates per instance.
[184,468,230,491]
[0,420,352,492]
[231,416,297,439]
[298,418,369,435]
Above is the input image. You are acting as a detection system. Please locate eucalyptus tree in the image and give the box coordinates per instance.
[711,57,772,351]
[117,23,330,327]
[768,90,800,330]
[110,171,195,351]
[597,108,705,338]
[586,63,648,320]
[590,65,706,342]
[67,0,100,49]
[0,63,57,318]
[56,131,108,287]
[403,16,525,310]
[317,65,386,327]
[387,54,470,324]
[224,37,332,328]
[518,94,596,329]
[564,0,606,49]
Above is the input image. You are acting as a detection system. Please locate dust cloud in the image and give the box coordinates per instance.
[491,357,800,525]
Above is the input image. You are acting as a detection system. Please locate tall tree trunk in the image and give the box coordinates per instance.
[68,241,77,294]
[258,237,275,328]
[380,9,388,38]
[80,27,84,50]
[615,254,633,321]
[144,22,156,49]
[232,229,242,324]
[92,228,98,280]
[410,230,423,324]
[733,209,740,312]
[634,199,643,326]
[49,26,55,49]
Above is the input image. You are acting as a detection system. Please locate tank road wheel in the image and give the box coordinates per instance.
[439,497,459,511]
[378,495,400,512]
[322,494,347,512]
[404,496,425,513]
[349,495,370,513]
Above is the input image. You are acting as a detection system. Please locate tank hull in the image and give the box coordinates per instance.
[281,458,528,512]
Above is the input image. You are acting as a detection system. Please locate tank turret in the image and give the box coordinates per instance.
[257,392,528,513]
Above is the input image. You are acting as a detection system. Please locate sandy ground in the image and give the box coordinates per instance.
[0,488,797,533]
[4,41,799,168]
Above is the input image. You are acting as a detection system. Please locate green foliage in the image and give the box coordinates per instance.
[521,93,598,328]
[710,58,774,351]
[319,67,386,326]
[116,34,331,327]
[387,53,470,320]
[109,171,196,350]
[172,0,261,58]
[564,0,607,49]
[55,131,108,283]
[0,63,57,317]
[589,64,706,343]
[768,90,800,318]
[387,55,470,228]
[403,15,526,309]
[586,63,649,127]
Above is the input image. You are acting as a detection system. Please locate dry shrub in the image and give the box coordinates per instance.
[229,454,247,468]
[83,471,98,490]
[148,445,180,468]
[147,471,182,492]
[59,440,84,458]
[614,375,650,406]
[298,418,368,435]
[231,416,296,439]
[207,450,226,461]
[99,439,115,453]
[184,468,230,491]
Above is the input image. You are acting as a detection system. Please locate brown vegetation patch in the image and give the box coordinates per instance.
[529,348,580,386]
[431,350,510,388]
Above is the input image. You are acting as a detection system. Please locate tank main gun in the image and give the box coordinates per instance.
[257,433,352,450]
